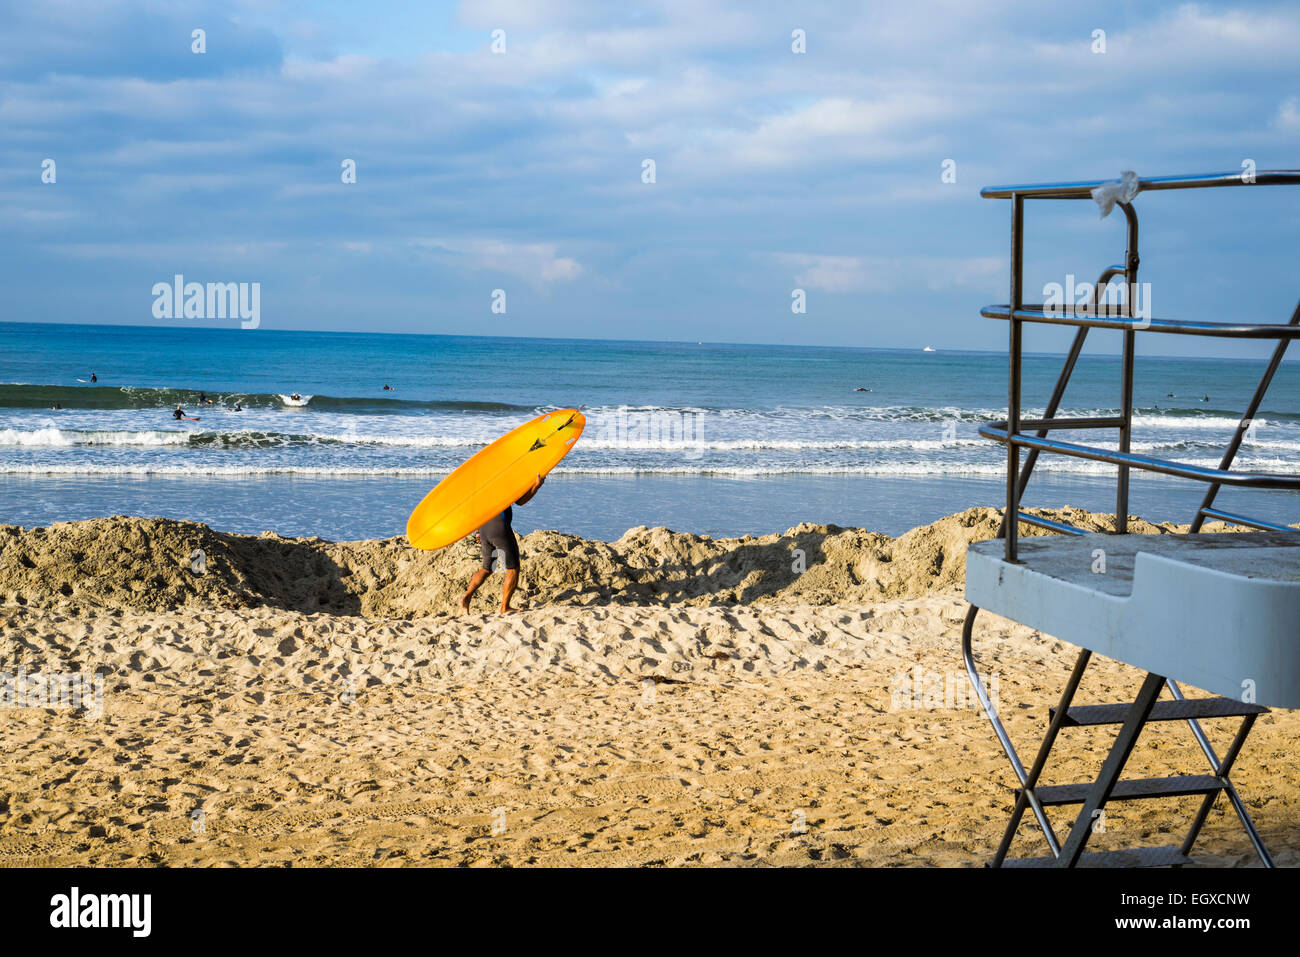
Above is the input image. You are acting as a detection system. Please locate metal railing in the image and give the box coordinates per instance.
[978,169,1300,561]
[981,170,1300,199]
[961,170,1297,866]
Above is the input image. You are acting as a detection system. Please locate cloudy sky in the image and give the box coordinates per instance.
[2,0,1297,354]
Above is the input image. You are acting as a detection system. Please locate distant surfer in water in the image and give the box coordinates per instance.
[173,404,187,420]
[90,372,97,383]
[460,473,545,614]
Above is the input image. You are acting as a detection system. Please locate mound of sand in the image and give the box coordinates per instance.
[0,507,1241,618]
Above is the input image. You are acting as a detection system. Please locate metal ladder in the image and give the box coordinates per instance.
[963,169,1300,867]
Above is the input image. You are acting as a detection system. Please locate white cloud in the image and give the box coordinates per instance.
[44,240,291,260]
[776,254,882,293]
[922,256,1003,291]
[1277,97,1300,131]
[5,0,1298,345]
[414,238,583,284]
[681,94,950,172]
[774,253,1004,294]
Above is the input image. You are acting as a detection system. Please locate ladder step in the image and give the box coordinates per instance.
[1003,845,1190,868]
[1018,774,1223,806]
[1051,697,1268,727]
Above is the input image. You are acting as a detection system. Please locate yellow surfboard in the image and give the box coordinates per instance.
[405,408,585,550]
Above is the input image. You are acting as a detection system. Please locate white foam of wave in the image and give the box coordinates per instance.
[587,405,1296,429]
[0,427,191,447]
[8,424,1300,456]
[326,433,492,448]
[3,455,1292,478]
[0,426,995,453]
[1130,438,1300,454]
[529,437,988,452]
[1131,414,1276,431]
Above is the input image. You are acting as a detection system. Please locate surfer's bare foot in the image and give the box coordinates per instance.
[459,569,489,615]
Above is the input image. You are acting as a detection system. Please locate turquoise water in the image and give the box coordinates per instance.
[2,321,1299,539]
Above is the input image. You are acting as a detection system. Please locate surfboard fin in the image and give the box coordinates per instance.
[528,438,545,451]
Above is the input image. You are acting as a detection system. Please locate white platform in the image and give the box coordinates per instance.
[966,531,1300,709]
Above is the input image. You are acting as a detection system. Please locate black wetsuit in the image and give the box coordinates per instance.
[477,506,519,571]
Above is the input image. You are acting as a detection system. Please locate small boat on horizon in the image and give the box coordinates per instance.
[923,346,936,352]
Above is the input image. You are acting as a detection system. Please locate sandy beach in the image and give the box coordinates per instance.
[1,508,1297,867]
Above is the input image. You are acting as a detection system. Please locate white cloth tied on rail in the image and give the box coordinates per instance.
[1090,169,1140,217]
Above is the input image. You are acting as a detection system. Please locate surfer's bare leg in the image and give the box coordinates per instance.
[460,568,490,614]
[500,568,519,613]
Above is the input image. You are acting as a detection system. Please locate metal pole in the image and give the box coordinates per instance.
[962,605,1061,856]
[1166,680,1274,866]
[1006,194,1024,562]
[1191,297,1300,532]
[1178,714,1258,859]
[992,648,1092,866]
[996,267,1122,542]
[1057,671,1165,866]
[1118,331,1134,532]
[1116,203,1139,534]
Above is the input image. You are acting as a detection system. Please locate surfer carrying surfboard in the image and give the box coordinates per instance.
[406,407,585,609]
[459,473,544,614]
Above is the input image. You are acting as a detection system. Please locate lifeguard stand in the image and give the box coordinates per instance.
[963,170,1300,867]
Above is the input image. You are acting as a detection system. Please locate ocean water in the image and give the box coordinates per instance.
[2,321,1299,540]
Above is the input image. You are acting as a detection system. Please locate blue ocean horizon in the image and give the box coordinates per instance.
[3,320,1299,540]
